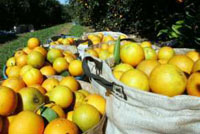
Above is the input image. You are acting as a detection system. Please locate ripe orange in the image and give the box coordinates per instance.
[53,57,69,73]
[141,41,152,48]
[136,60,160,76]
[158,59,169,64]
[143,47,157,60]
[85,94,106,115]
[47,48,63,63]
[60,76,80,92]
[42,78,59,92]
[69,60,83,76]
[158,46,175,60]
[66,111,74,121]
[0,86,18,116]
[43,103,65,118]
[102,35,114,43]
[187,72,200,97]
[113,71,124,80]
[113,63,134,72]
[94,48,101,55]
[108,44,114,54]
[67,37,74,44]
[44,118,79,134]
[14,50,26,59]
[6,66,12,76]
[120,43,145,66]
[20,65,33,77]
[16,54,27,67]
[27,51,45,68]
[120,69,149,91]
[6,57,16,67]
[149,64,187,97]
[192,59,200,73]
[7,66,21,78]
[63,51,76,59]
[2,77,25,92]
[86,49,98,57]
[33,46,47,56]
[168,54,194,74]
[22,68,44,86]
[23,47,32,54]
[98,50,110,60]
[186,51,199,62]
[27,37,40,49]
[40,65,56,76]
[9,111,44,134]
[29,84,46,94]
[64,55,76,63]
[101,43,109,50]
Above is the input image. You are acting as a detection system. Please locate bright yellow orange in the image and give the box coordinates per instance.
[98,50,110,60]
[64,55,76,63]
[85,94,106,115]
[63,51,76,59]
[158,59,169,64]
[113,71,124,80]
[42,78,59,92]
[0,86,18,116]
[22,68,43,86]
[86,49,98,57]
[113,63,134,72]
[141,41,152,48]
[23,47,32,54]
[66,111,74,121]
[101,43,109,50]
[14,50,26,59]
[47,48,63,63]
[108,44,114,54]
[94,48,101,55]
[16,54,27,67]
[40,66,56,76]
[27,37,40,49]
[158,46,175,60]
[20,65,33,77]
[60,76,80,92]
[120,43,145,66]
[9,111,44,134]
[7,66,21,78]
[69,60,83,76]
[62,38,70,45]
[6,57,16,67]
[6,66,12,76]
[186,51,199,62]
[187,72,200,97]
[67,38,74,44]
[143,47,157,60]
[102,35,114,43]
[2,77,25,92]
[44,118,79,134]
[29,84,46,95]
[192,59,200,73]
[53,57,69,73]
[27,51,45,68]
[168,54,194,74]
[33,46,47,56]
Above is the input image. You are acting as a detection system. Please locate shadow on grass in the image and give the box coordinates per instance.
[0,34,18,44]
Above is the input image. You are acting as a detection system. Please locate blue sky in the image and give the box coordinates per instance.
[58,0,68,4]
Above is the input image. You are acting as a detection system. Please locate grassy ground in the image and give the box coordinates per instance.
[0,23,93,78]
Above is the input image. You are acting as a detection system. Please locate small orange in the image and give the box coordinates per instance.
[85,94,106,115]
[47,48,63,63]
[6,66,12,76]
[141,41,152,48]
[64,55,76,63]
[63,51,76,59]
[23,47,32,54]
[16,54,27,67]
[67,38,74,44]
[59,76,80,92]
[108,44,114,54]
[29,84,46,94]
[7,66,21,78]
[27,51,45,68]
[6,57,16,67]
[66,111,74,121]
[42,78,59,92]
[9,111,44,134]
[192,59,200,73]
[14,50,26,59]
[86,49,98,57]
[40,66,56,76]
[94,48,101,55]
[44,118,79,134]
[113,71,124,80]
[20,65,33,77]
[101,43,109,50]
[22,68,43,86]
[0,86,18,116]
[53,57,69,73]
[33,46,47,56]
[69,60,83,76]
[2,77,25,92]
[187,72,200,97]
[158,46,175,60]
[186,51,199,62]
[27,37,40,49]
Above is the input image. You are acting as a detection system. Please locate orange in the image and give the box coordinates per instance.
[98,50,110,60]
[33,46,47,56]
[143,47,157,60]
[6,66,12,76]
[168,54,194,74]
[67,37,74,44]
[43,103,65,118]
[63,51,76,59]
[44,118,79,134]
[97,33,104,40]
[20,65,33,77]
[113,71,124,80]
[2,77,25,92]
[108,44,114,54]
[192,59,200,73]
[94,48,101,55]
[102,35,114,43]
[27,51,45,68]
[42,78,59,92]
[158,46,175,60]
[40,65,56,76]
[120,69,149,91]
[23,47,32,54]
[64,55,76,63]
[120,43,145,66]
[9,111,44,134]
[85,94,106,115]
[69,60,83,76]
[141,41,152,48]
[27,37,40,49]
[149,64,187,97]
[186,51,199,62]
[136,60,160,76]
[6,57,16,67]
[101,43,109,50]
[53,57,69,73]
[187,72,200,97]
[62,38,70,45]
[60,76,80,92]
[0,86,18,116]
[16,54,27,67]
[66,111,74,121]
[158,59,169,64]
[14,50,26,59]
[113,63,134,72]
[47,48,63,63]
[86,49,98,57]
[22,68,44,86]
[29,84,46,94]
[7,66,21,78]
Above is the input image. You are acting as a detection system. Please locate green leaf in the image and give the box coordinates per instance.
[114,37,121,65]
[172,25,182,35]
[60,71,70,77]
[175,20,184,25]
[157,29,168,37]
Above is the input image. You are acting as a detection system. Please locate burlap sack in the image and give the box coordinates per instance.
[82,52,200,134]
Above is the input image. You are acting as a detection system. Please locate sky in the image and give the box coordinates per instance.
[58,0,68,4]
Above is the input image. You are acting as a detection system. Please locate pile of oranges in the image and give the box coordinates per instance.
[49,37,75,46]
[0,37,106,134]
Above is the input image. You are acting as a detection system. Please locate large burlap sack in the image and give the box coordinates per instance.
[82,54,200,134]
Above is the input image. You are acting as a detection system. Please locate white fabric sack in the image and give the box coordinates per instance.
[82,53,200,134]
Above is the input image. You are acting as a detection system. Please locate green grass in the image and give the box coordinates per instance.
[68,24,93,37]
